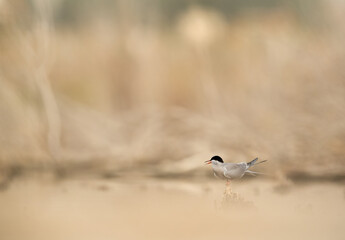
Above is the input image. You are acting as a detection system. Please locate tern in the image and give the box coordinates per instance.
[205,156,267,185]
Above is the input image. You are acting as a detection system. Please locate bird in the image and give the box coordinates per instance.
[204,155,267,185]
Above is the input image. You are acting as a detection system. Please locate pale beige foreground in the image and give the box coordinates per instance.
[0,178,344,240]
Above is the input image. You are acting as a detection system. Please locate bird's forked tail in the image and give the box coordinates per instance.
[246,157,267,168]
[245,158,267,176]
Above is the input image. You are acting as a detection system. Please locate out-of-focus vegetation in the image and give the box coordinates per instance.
[0,0,345,180]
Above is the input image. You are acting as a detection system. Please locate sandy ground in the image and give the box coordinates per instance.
[0,177,344,240]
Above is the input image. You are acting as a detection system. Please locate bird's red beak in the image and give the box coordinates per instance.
[204,160,212,165]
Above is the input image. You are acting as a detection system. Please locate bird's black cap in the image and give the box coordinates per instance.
[210,156,224,163]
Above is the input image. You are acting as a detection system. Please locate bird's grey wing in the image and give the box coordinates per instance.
[223,163,246,171]
[222,163,247,178]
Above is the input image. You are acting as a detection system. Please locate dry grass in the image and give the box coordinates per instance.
[0,0,345,183]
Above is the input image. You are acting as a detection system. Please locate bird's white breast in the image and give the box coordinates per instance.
[212,164,227,179]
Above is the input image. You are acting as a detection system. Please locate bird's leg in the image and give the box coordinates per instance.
[226,179,230,186]
[224,179,232,197]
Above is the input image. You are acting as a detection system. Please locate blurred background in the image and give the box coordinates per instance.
[1,0,345,182]
[1,1,345,240]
